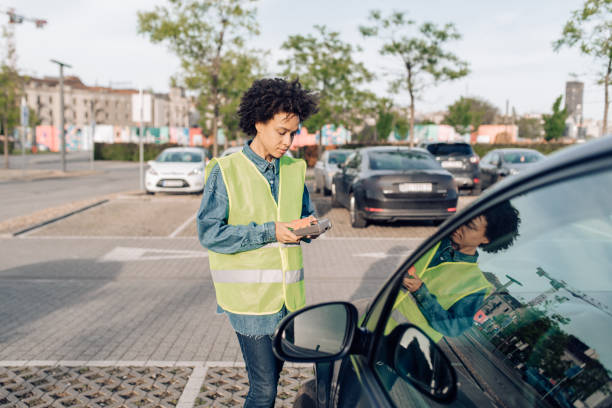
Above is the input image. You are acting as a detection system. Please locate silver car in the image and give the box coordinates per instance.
[314,149,351,195]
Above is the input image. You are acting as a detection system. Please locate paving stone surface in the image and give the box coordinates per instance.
[0,365,192,408]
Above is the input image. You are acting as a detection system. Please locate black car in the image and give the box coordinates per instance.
[274,137,612,408]
[479,148,546,189]
[422,142,481,194]
[331,147,458,228]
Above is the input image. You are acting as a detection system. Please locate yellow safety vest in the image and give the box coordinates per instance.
[204,151,306,315]
[387,242,493,343]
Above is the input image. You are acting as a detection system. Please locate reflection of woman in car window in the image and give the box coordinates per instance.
[388,201,521,342]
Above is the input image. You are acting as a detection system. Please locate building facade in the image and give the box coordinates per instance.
[24,76,194,129]
[565,81,584,123]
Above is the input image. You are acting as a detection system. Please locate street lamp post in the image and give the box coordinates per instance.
[50,59,71,172]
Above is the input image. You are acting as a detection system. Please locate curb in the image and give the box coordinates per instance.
[12,199,109,236]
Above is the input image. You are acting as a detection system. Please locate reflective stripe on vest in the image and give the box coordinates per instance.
[389,242,493,343]
[204,151,307,315]
[211,268,304,284]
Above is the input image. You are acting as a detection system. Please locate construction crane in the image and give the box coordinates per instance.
[2,7,47,68]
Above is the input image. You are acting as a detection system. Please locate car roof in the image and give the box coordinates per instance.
[161,147,206,153]
[489,148,544,154]
[359,146,432,154]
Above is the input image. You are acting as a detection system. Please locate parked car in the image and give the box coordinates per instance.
[331,147,458,228]
[479,148,545,189]
[273,136,612,408]
[144,147,208,194]
[220,145,294,158]
[314,149,351,195]
[421,142,481,194]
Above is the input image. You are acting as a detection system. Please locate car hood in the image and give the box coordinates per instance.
[503,162,538,171]
[368,169,452,178]
[150,162,203,175]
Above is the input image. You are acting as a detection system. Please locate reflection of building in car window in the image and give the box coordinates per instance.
[387,201,521,342]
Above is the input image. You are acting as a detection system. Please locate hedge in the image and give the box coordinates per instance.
[94,142,180,162]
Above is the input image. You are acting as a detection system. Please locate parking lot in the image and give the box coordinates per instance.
[0,181,477,407]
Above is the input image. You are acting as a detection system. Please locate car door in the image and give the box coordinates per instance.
[335,152,356,205]
[315,152,327,192]
[273,138,612,408]
[342,152,361,200]
[479,152,499,188]
[338,141,612,407]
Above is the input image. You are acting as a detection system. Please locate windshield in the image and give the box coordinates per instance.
[368,151,440,171]
[328,151,350,164]
[426,143,473,156]
[502,151,544,164]
[156,151,203,163]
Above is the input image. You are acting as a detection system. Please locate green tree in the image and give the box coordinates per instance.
[137,0,259,157]
[444,97,499,135]
[360,10,469,146]
[543,96,569,141]
[280,25,375,151]
[187,50,265,148]
[517,117,544,139]
[375,99,395,142]
[0,64,21,166]
[554,0,611,136]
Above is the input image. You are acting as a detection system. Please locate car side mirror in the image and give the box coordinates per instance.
[389,324,457,403]
[272,302,358,363]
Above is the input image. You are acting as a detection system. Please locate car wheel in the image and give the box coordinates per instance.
[350,193,367,228]
[146,190,155,195]
[323,186,331,196]
[331,183,341,208]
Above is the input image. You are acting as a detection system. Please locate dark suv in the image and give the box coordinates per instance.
[422,142,481,194]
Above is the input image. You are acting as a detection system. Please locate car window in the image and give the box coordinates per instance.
[346,152,361,169]
[156,151,202,163]
[368,151,440,171]
[426,143,473,156]
[328,151,350,165]
[371,167,612,407]
[501,151,544,164]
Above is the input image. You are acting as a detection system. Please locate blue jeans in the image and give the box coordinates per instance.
[236,332,284,408]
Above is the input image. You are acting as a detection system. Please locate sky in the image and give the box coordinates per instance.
[3,0,609,122]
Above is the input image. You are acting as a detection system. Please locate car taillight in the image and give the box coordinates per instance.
[473,177,480,184]
[447,208,457,212]
[469,155,480,164]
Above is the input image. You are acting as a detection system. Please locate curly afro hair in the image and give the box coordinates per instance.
[238,78,319,136]
[480,200,521,254]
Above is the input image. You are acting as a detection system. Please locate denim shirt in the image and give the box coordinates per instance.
[197,141,316,336]
[411,237,486,337]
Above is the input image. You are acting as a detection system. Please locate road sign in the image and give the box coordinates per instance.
[131,93,152,123]
[20,99,29,127]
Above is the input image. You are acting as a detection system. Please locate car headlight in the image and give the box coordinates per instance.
[188,167,204,176]
[147,167,158,176]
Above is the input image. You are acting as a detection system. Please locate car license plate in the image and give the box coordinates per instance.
[399,183,432,193]
[162,180,183,187]
[442,160,463,168]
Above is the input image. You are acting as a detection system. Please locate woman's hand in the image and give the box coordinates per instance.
[275,222,300,244]
[402,266,423,293]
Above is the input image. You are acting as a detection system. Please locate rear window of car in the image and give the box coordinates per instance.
[156,151,203,163]
[502,151,544,164]
[328,151,349,164]
[426,143,473,156]
[368,151,440,171]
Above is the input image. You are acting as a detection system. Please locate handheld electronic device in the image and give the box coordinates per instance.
[292,218,332,238]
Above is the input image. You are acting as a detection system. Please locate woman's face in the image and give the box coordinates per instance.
[254,112,299,159]
[450,215,490,251]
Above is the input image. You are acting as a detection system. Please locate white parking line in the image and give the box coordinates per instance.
[169,213,198,238]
